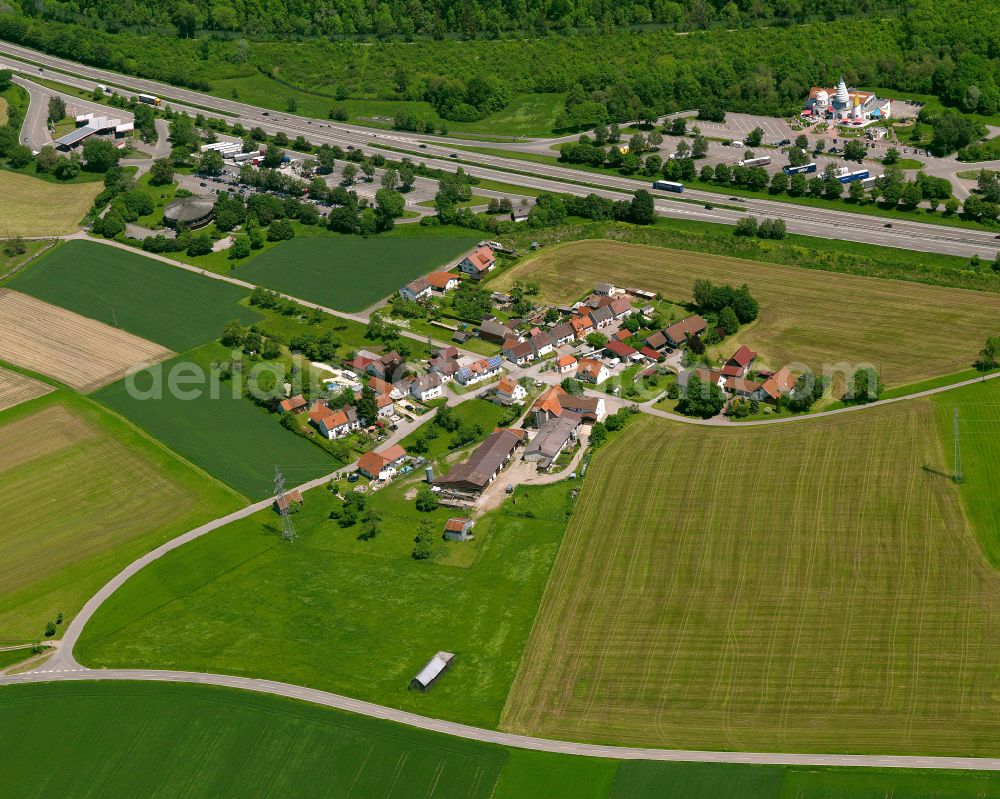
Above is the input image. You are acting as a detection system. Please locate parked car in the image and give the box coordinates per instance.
[347,473,359,483]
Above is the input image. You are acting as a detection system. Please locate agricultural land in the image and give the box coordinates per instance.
[77,478,575,728]
[1,682,998,798]
[0,171,101,237]
[0,366,52,412]
[0,393,240,643]
[503,382,1000,756]
[92,344,337,500]
[5,241,261,351]
[0,289,172,392]
[230,227,480,312]
[493,239,1000,388]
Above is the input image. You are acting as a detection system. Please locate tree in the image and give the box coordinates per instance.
[198,149,224,176]
[769,172,788,194]
[53,156,80,181]
[47,95,66,124]
[628,190,655,225]
[415,484,439,512]
[794,134,809,151]
[977,336,1000,370]
[883,147,900,165]
[229,235,251,259]
[745,126,763,147]
[843,139,866,162]
[361,161,376,181]
[221,320,248,347]
[148,158,174,186]
[398,163,416,191]
[186,232,214,256]
[847,368,883,404]
[717,306,739,336]
[357,385,378,423]
[0,69,12,92]
[412,521,436,560]
[375,187,405,231]
[341,163,357,184]
[586,332,608,349]
[262,143,283,168]
[81,139,120,172]
[34,146,58,173]
[380,167,399,191]
[848,180,866,203]
[690,134,708,159]
[267,218,295,241]
[677,373,725,418]
[733,216,758,237]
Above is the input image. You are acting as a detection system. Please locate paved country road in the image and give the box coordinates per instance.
[2,668,999,771]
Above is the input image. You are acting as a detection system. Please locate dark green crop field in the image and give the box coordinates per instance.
[5,241,260,351]
[92,345,336,499]
[230,228,479,312]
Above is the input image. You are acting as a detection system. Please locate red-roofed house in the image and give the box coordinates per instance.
[605,340,638,360]
[426,271,460,292]
[664,315,708,348]
[556,353,577,374]
[279,394,307,414]
[493,376,527,405]
[309,401,360,439]
[639,346,662,362]
[458,246,496,278]
[724,377,762,398]
[577,358,610,385]
[357,444,407,479]
[725,345,757,378]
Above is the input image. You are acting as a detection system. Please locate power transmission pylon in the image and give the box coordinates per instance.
[953,406,963,484]
[273,465,297,542]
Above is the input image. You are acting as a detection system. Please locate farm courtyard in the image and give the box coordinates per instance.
[502,387,1000,756]
[492,240,1000,388]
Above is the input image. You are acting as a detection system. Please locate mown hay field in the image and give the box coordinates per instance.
[493,240,1000,388]
[0,289,171,392]
[0,397,239,643]
[502,394,1000,756]
[0,366,52,412]
[0,170,101,236]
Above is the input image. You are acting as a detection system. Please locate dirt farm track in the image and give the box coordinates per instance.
[0,290,172,392]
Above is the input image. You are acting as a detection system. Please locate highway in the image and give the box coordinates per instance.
[2,40,999,259]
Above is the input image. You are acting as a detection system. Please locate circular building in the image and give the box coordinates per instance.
[163,198,215,230]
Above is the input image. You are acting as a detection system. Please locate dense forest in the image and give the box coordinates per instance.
[0,0,997,125]
[14,0,900,38]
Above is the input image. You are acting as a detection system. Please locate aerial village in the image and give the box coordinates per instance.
[269,241,805,541]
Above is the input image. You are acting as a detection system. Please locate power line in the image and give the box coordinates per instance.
[953,406,963,484]
[273,465,297,542]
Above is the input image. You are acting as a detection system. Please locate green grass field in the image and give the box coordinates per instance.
[5,241,261,351]
[230,226,480,312]
[0,392,240,644]
[398,399,511,463]
[77,479,575,727]
[503,387,1000,755]
[2,681,995,798]
[92,343,337,499]
[493,240,1000,388]
[0,682,507,798]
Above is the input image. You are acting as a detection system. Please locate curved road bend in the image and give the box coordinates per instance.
[1,669,998,771]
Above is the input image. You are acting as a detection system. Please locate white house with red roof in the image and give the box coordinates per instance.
[722,345,757,378]
[458,246,497,279]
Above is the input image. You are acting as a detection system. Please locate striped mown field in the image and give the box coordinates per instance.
[492,240,1000,388]
[502,391,1000,755]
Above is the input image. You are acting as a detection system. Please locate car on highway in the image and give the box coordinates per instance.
[419,144,427,148]
[884,223,893,228]
[449,153,458,158]
[727,196,745,202]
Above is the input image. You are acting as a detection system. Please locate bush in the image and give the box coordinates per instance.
[415,484,439,512]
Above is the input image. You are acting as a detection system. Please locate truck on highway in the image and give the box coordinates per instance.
[137,93,161,106]
[652,180,684,193]
[738,156,771,168]
[783,162,817,175]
